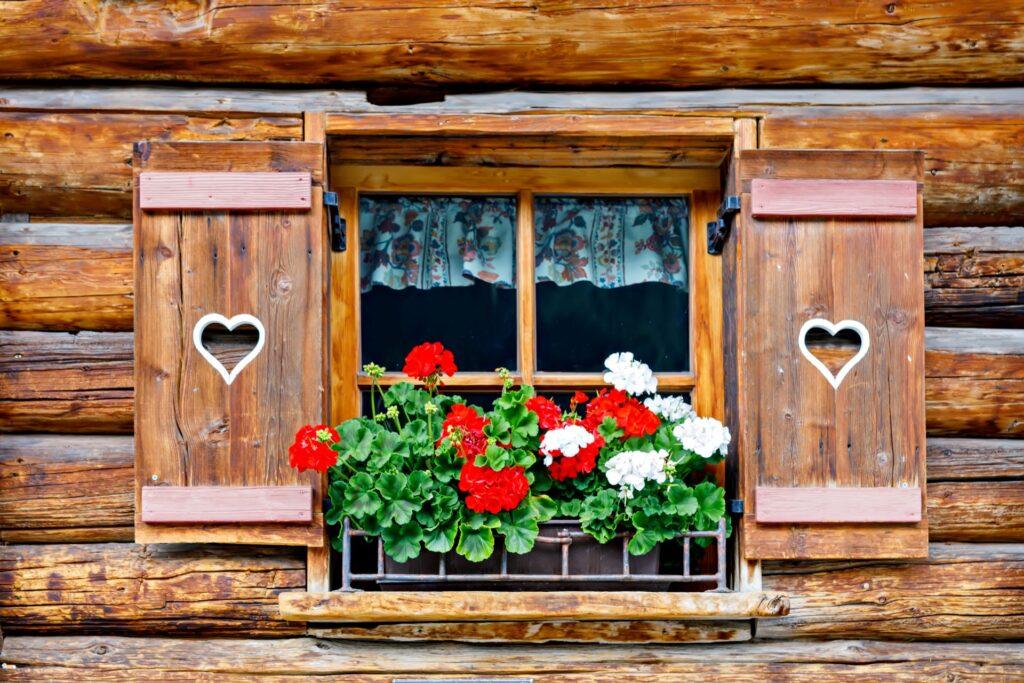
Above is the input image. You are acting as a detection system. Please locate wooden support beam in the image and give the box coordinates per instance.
[3,637,1024,680]
[0,3,1019,88]
[760,543,1024,640]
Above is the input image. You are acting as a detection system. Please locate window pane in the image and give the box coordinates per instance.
[359,194,517,371]
[534,196,690,372]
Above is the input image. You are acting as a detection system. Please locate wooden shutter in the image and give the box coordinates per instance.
[726,150,927,560]
[133,142,326,546]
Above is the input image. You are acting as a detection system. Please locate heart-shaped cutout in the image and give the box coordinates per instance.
[798,318,870,390]
[192,313,265,385]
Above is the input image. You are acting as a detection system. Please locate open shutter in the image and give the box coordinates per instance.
[726,150,927,560]
[133,141,326,546]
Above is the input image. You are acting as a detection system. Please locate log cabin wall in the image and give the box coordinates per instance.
[0,9,1022,675]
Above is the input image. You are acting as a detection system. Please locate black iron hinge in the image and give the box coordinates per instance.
[728,498,745,515]
[324,191,347,252]
[706,194,741,255]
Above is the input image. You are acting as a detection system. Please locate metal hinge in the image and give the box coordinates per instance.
[324,191,346,252]
[728,498,745,515]
[706,194,741,255]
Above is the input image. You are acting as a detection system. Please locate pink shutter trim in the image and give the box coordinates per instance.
[751,179,918,218]
[755,486,922,523]
[141,486,313,523]
[139,172,311,210]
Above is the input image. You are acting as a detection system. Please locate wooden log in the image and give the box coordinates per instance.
[927,437,1024,481]
[759,543,1024,640]
[925,226,1024,328]
[760,106,1024,227]
[0,331,133,434]
[928,482,1024,543]
[2,637,1024,680]
[0,543,305,636]
[0,434,133,543]
[0,112,302,219]
[925,327,1024,437]
[0,2,1020,88]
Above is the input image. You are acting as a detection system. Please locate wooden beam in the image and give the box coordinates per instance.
[279,591,789,623]
[3,637,1024,679]
[0,543,305,636]
[927,437,1024,481]
[140,486,313,524]
[760,543,1024,640]
[0,3,1020,88]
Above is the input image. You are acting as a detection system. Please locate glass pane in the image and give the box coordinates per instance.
[359,194,517,371]
[534,196,690,372]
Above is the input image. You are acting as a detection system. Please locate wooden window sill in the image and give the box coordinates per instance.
[278,590,789,623]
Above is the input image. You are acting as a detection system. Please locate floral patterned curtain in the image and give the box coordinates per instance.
[535,196,689,290]
[360,195,516,292]
[360,194,689,292]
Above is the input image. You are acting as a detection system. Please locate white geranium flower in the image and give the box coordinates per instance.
[643,394,694,423]
[673,417,731,459]
[604,449,669,499]
[540,424,595,466]
[603,352,658,396]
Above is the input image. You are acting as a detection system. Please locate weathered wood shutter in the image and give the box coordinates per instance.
[133,142,326,546]
[726,150,927,560]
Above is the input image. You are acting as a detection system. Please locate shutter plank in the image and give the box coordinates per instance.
[139,172,311,210]
[755,487,923,523]
[141,486,312,524]
[751,179,918,218]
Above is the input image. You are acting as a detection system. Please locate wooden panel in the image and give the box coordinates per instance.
[0,543,305,636]
[760,543,1024,640]
[280,591,789,623]
[750,179,918,218]
[756,487,923,523]
[7,638,1024,681]
[0,2,1020,88]
[925,226,1024,328]
[0,112,302,219]
[732,150,928,560]
[134,141,325,546]
[140,486,312,524]
[139,172,311,210]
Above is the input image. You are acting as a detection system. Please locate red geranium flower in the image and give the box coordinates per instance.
[403,342,457,388]
[526,396,563,430]
[547,427,605,482]
[288,424,339,473]
[585,389,660,438]
[439,404,490,458]
[458,461,529,514]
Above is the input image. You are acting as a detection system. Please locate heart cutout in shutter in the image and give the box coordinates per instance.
[192,313,265,385]
[798,318,870,390]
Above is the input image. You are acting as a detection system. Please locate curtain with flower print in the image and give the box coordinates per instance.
[360,194,689,292]
[534,196,689,290]
[360,195,517,292]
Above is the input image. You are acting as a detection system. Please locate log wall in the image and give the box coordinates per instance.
[1,84,1023,676]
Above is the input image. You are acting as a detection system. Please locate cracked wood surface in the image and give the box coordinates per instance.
[0,2,1021,88]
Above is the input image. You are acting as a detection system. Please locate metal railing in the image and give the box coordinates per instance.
[338,517,728,591]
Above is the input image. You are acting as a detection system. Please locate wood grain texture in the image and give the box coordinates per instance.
[0,543,305,636]
[760,105,1024,227]
[760,543,1024,640]
[3,637,1024,680]
[0,2,1020,88]
[927,437,1024,481]
[0,330,133,434]
[279,591,789,623]
[928,482,1024,542]
[0,112,302,219]
[750,179,918,218]
[134,141,325,547]
[0,434,134,543]
[731,150,928,560]
[139,172,311,210]
[755,487,923,524]
[925,226,1024,328]
[140,486,313,524]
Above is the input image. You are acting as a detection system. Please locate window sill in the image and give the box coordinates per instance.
[278,590,789,623]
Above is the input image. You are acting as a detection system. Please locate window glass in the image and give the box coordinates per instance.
[360,195,517,371]
[534,196,690,372]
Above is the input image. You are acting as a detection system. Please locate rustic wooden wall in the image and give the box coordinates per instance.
[1,85,1023,677]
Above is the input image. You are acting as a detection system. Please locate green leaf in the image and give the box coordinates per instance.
[530,494,558,523]
[376,472,407,500]
[694,481,726,523]
[370,431,405,469]
[597,416,624,442]
[665,483,698,517]
[336,420,377,463]
[476,443,514,470]
[558,498,582,518]
[423,519,459,553]
[383,382,427,413]
[456,526,495,562]
[376,472,421,526]
[381,521,423,562]
[499,505,540,555]
[462,510,501,530]
[627,528,661,556]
